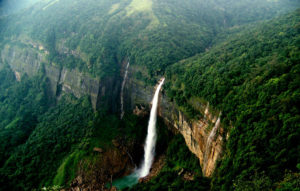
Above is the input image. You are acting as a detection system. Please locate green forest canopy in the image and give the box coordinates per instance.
[0,1,299,190]
[165,10,300,190]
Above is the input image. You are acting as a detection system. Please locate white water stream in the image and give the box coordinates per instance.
[138,78,165,178]
[120,62,130,119]
[203,113,221,171]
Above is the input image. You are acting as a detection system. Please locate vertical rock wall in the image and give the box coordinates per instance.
[125,71,226,177]
[1,42,226,177]
[159,96,225,177]
[0,44,106,110]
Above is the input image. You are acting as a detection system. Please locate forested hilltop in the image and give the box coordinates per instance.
[0,0,299,190]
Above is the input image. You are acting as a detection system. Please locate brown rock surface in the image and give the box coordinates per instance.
[93,147,104,153]
[159,98,226,177]
[68,146,135,191]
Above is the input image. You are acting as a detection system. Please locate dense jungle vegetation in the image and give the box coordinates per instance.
[0,0,299,190]
[166,10,300,190]
[0,65,94,190]
[0,0,298,78]
[0,65,152,190]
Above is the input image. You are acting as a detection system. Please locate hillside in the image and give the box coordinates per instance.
[165,10,300,190]
[0,0,299,191]
[1,0,298,77]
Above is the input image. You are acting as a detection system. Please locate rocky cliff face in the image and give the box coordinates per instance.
[0,44,120,111]
[159,100,225,177]
[0,42,225,177]
[124,67,226,177]
[159,98,225,177]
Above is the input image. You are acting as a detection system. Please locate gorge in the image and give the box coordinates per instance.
[1,44,225,178]
[0,0,299,190]
[0,39,226,178]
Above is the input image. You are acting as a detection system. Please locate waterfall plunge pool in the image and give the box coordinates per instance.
[111,171,139,189]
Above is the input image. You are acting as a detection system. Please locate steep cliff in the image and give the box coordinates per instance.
[0,43,120,110]
[123,65,226,177]
[0,41,225,177]
[159,97,226,177]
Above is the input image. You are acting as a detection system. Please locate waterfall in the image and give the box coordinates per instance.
[203,113,221,172]
[112,78,165,189]
[138,78,165,178]
[207,115,221,147]
[204,102,209,116]
[120,62,130,119]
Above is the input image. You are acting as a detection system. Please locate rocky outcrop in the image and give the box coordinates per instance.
[0,41,226,177]
[93,147,104,153]
[1,44,44,76]
[160,97,225,177]
[70,147,134,191]
[55,67,100,109]
[0,43,120,110]
[124,69,226,177]
[69,138,137,191]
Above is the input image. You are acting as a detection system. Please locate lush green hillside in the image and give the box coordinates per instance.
[1,0,297,78]
[0,66,94,190]
[0,66,168,191]
[0,65,53,165]
[0,0,299,191]
[165,10,300,190]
